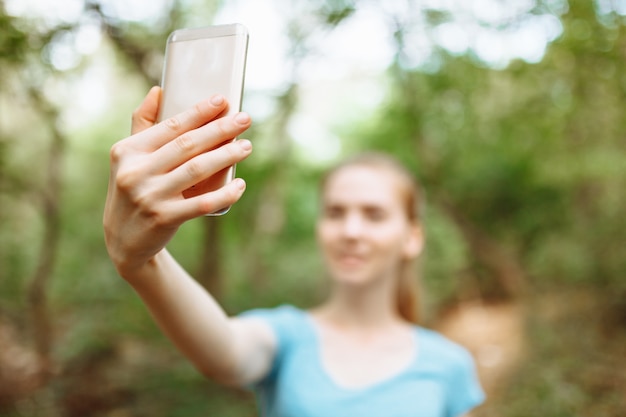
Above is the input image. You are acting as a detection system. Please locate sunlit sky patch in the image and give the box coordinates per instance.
[97,0,173,23]
[5,0,84,27]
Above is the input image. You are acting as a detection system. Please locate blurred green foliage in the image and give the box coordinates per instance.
[0,0,625,415]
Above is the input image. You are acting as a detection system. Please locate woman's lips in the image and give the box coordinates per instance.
[336,253,366,267]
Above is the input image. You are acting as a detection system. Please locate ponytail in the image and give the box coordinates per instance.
[397,259,421,324]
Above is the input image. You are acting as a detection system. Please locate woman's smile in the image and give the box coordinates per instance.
[336,252,367,268]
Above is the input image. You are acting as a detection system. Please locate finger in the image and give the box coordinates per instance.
[133,95,229,152]
[163,178,248,222]
[162,138,253,195]
[131,86,162,135]
[151,112,252,174]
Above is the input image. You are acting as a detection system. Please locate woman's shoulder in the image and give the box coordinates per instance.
[239,304,312,356]
[239,304,308,337]
[414,326,476,369]
[241,304,304,321]
[414,326,486,412]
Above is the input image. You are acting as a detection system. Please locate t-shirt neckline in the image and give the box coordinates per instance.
[300,309,421,393]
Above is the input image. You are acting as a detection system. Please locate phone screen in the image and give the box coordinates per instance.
[159,24,248,214]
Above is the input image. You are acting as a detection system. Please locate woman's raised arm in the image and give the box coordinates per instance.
[103,87,275,385]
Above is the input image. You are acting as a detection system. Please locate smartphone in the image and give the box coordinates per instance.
[158,23,249,215]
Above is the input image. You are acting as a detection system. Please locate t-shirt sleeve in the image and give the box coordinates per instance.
[239,304,301,381]
[445,345,485,417]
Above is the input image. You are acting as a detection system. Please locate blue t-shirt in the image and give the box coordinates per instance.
[242,305,484,417]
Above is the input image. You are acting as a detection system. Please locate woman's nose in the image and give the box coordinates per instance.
[341,213,364,238]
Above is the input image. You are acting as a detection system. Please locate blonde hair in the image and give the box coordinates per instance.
[319,152,424,324]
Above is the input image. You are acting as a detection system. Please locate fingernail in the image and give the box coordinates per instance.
[210,95,224,106]
[239,139,252,151]
[233,178,246,191]
[234,112,251,125]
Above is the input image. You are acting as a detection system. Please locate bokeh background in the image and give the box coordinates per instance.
[1,0,625,415]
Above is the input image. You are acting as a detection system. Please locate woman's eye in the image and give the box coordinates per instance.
[365,209,386,221]
[324,206,344,219]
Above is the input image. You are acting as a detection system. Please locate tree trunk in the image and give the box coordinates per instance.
[438,196,527,299]
[26,87,66,381]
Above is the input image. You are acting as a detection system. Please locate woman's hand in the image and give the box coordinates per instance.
[103,87,252,278]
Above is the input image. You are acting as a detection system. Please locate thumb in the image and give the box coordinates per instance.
[131,86,162,135]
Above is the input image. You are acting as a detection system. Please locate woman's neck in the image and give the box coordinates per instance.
[312,280,404,331]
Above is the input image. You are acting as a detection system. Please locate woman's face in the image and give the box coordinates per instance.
[316,165,422,288]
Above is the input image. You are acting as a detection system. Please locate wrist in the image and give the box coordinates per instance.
[113,249,168,284]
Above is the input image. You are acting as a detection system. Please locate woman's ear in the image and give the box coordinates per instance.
[403,224,424,259]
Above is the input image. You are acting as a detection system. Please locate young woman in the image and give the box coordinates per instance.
[104,87,484,417]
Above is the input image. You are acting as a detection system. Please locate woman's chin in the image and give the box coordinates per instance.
[330,269,375,287]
